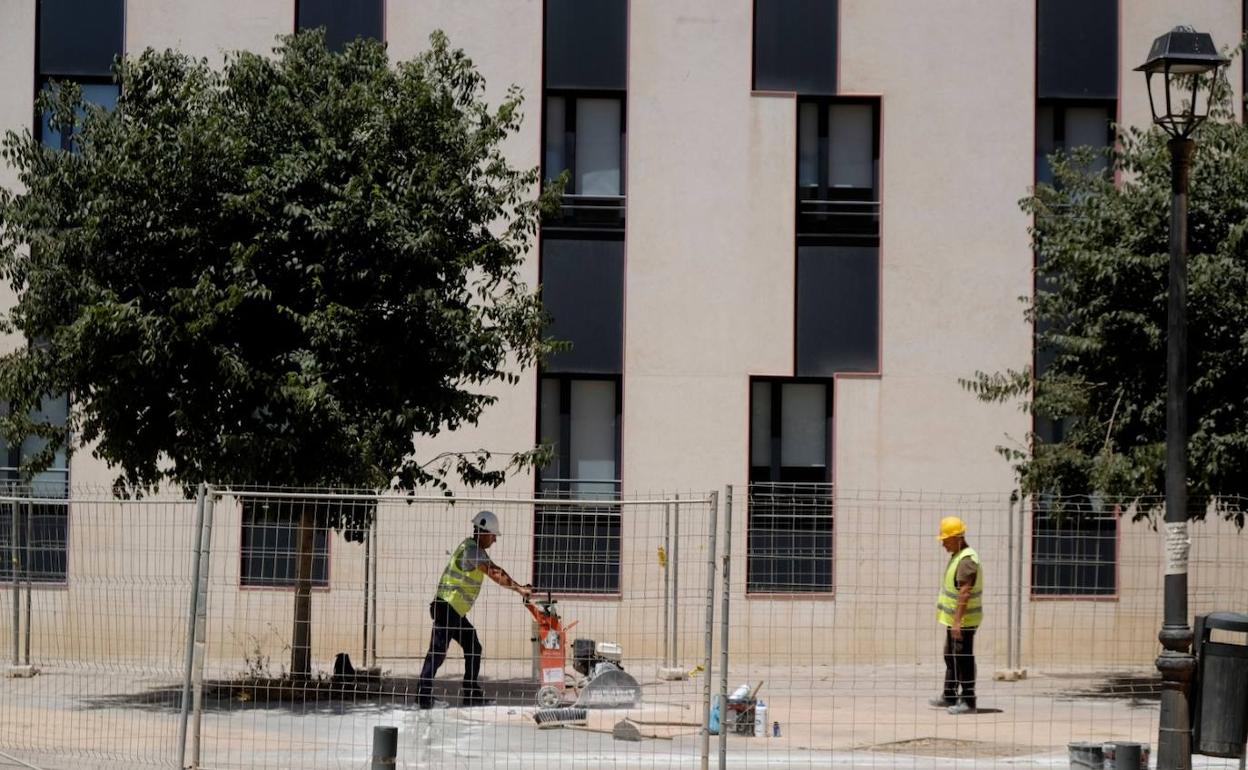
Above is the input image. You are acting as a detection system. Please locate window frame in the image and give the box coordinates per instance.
[543,89,628,193]
[1034,97,1116,186]
[238,499,333,591]
[1029,499,1120,599]
[0,499,70,587]
[36,76,120,151]
[795,96,881,247]
[533,373,623,597]
[746,377,835,596]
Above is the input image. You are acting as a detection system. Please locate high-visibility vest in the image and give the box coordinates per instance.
[936,546,983,628]
[435,538,486,616]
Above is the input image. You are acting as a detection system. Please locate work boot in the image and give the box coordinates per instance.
[928,696,954,708]
[947,701,976,715]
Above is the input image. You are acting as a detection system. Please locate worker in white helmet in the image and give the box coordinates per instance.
[929,515,983,715]
[417,510,531,708]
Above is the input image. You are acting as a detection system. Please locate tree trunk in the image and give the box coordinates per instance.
[290,504,315,680]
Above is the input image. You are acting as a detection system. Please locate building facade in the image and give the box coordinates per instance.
[0,0,1245,669]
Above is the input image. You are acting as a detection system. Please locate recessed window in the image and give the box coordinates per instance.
[0,502,68,584]
[534,376,621,594]
[296,0,384,52]
[1031,500,1117,596]
[747,379,833,593]
[796,98,879,245]
[1036,101,1114,185]
[544,94,626,230]
[0,391,70,583]
[753,0,838,94]
[39,81,119,151]
[38,0,124,78]
[240,500,329,588]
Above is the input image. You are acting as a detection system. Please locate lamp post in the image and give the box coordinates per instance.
[1135,26,1228,770]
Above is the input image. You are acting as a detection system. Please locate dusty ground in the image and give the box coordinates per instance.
[0,661,1244,769]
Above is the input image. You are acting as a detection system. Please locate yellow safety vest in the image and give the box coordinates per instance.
[435,538,486,616]
[936,546,983,628]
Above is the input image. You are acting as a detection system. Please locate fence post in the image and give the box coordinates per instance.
[370,515,379,665]
[363,525,371,668]
[10,500,19,668]
[1006,492,1016,670]
[371,725,397,768]
[718,486,734,770]
[178,484,207,769]
[23,500,32,666]
[663,502,670,667]
[190,489,217,769]
[699,490,718,770]
[8,499,18,668]
[1015,493,1025,671]
[672,495,681,664]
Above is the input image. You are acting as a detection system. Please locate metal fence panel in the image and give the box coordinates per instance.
[0,492,198,768]
[193,488,718,770]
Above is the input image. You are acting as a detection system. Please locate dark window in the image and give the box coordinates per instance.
[0,392,70,583]
[796,245,878,375]
[1033,99,1113,446]
[38,0,125,78]
[39,81,120,150]
[753,0,838,94]
[241,500,330,588]
[1036,0,1117,100]
[1035,100,1114,186]
[296,0,384,52]
[797,98,879,245]
[544,93,626,230]
[0,502,69,584]
[544,0,627,91]
[1031,501,1117,596]
[747,379,833,593]
[534,376,621,594]
[540,237,625,374]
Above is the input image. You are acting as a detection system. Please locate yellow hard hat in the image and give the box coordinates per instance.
[938,516,966,541]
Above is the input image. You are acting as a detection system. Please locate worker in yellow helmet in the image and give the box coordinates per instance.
[416,510,531,708]
[929,516,983,715]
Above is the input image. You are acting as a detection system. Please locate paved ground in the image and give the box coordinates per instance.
[1,662,1246,769]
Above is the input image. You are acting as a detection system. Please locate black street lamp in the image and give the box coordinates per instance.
[1135,26,1228,770]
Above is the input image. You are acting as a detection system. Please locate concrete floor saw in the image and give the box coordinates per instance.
[525,593,642,715]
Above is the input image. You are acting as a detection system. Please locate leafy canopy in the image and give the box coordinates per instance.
[963,77,1248,523]
[0,30,559,501]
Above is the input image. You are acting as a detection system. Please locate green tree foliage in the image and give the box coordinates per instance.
[963,82,1248,525]
[0,30,559,676]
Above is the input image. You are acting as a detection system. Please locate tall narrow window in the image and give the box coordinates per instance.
[0,394,69,583]
[534,376,621,594]
[747,380,833,593]
[796,99,880,245]
[543,94,626,229]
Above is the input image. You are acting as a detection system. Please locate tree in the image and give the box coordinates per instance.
[962,80,1248,525]
[0,30,559,677]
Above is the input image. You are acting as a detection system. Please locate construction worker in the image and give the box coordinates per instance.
[930,515,982,715]
[417,510,531,708]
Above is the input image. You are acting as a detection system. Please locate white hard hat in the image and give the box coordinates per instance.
[471,509,501,536]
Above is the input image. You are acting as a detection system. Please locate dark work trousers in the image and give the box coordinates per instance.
[942,627,977,707]
[417,599,483,703]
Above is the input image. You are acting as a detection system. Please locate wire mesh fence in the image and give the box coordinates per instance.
[0,485,1246,769]
[0,490,197,769]
[715,486,1248,769]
